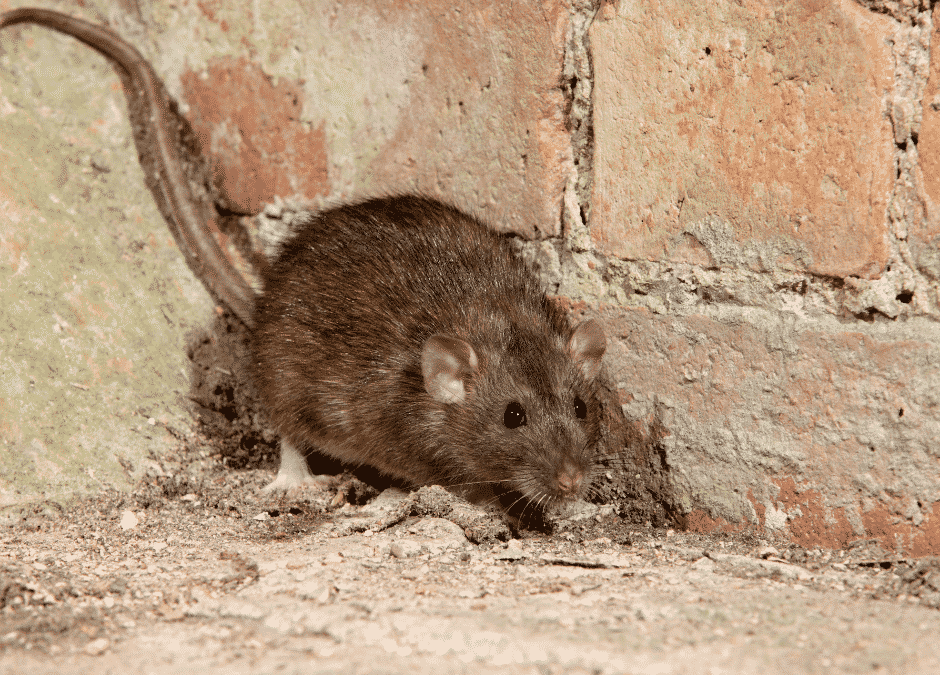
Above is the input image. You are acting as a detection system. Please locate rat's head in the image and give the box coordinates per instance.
[421,318,607,508]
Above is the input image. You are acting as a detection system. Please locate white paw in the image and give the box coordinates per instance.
[261,441,318,493]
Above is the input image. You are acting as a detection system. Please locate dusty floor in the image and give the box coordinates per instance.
[1,430,939,675]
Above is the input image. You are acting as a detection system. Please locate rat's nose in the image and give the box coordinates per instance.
[556,462,584,496]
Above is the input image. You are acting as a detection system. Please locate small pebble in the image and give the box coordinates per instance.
[390,541,423,559]
[401,564,429,580]
[756,546,780,559]
[119,510,139,531]
[84,638,109,656]
[691,557,716,572]
[297,580,331,603]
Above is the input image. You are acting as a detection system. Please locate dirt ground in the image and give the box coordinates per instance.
[1,426,939,675]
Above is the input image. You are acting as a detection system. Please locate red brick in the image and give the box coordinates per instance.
[181,57,328,214]
[912,3,940,279]
[590,0,894,278]
[605,305,940,554]
[164,0,572,235]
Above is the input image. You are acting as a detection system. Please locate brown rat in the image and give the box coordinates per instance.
[1,9,607,509]
[253,196,607,506]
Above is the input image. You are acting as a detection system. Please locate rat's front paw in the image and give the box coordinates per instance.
[261,440,319,493]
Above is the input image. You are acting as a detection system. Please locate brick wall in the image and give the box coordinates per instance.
[1,0,937,553]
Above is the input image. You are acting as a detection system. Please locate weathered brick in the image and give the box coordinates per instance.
[590,0,895,279]
[912,2,940,281]
[606,304,940,552]
[156,0,572,237]
[180,57,329,215]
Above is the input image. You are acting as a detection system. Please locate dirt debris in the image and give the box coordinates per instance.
[1,432,938,673]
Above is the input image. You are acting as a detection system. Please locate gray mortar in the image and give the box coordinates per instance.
[884,4,938,317]
[516,208,940,523]
[560,0,599,254]
[850,1,940,296]
[854,0,931,24]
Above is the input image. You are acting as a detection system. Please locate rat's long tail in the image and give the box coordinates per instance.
[1,7,256,326]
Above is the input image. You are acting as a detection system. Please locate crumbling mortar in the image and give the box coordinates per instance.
[515,229,940,342]
[881,6,940,319]
[854,0,933,24]
[560,0,599,252]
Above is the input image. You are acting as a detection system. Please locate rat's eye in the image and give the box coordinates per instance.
[503,401,527,429]
[574,396,587,419]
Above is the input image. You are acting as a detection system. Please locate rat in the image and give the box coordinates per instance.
[1,8,608,510]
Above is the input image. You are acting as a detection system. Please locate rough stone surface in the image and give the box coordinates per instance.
[2,466,940,674]
[0,13,214,505]
[590,0,895,279]
[599,305,940,554]
[151,0,576,237]
[913,2,940,281]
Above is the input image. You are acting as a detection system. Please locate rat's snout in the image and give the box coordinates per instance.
[556,461,585,497]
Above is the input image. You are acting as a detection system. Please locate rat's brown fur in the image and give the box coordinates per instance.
[252,197,606,506]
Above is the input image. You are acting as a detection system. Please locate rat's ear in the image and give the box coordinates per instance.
[568,319,606,380]
[422,334,479,404]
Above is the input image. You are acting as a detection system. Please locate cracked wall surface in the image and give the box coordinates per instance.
[1,0,939,553]
[582,0,940,554]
